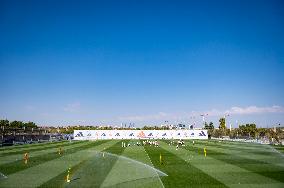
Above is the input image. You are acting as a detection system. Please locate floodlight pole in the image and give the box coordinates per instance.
[200,114,208,128]
[224,114,230,129]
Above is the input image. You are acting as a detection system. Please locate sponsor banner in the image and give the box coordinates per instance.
[113,130,123,139]
[74,130,208,140]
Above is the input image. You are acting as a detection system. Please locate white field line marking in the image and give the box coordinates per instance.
[99,150,167,187]
[101,151,168,177]
[142,146,165,188]
[266,145,284,158]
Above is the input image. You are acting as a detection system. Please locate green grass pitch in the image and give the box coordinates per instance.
[0,139,283,188]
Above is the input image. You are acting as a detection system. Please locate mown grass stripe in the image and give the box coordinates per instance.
[142,142,165,188]
[38,158,87,188]
[0,140,117,188]
[202,141,279,156]
[0,140,69,154]
[144,142,227,188]
[0,141,83,156]
[196,140,269,154]
[210,141,284,157]
[170,142,281,186]
[120,140,155,166]
[95,140,129,187]
[0,141,107,175]
[0,140,65,151]
[196,142,284,164]
[0,141,86,166]
[191,142,284,183]
[193,140,276,164]
[101,140,164,188]
[194,140,284,167]
[273,146,284,154]
[208,140,270,149]
[37,140,121,188]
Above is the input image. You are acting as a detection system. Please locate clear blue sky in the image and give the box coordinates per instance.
[0,0,284,127]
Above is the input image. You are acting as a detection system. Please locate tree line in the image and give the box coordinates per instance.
[1,118,282,143]
[0,119,37,129]
[204,118,283,143]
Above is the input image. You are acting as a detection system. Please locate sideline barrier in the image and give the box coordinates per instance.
[74,130,208,140]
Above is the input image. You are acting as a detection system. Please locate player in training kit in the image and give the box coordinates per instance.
[204,147,207,157]
[58,147,63,155]
[160,153,163,165]
[23,152,29,164]
[103,148,106,158]
[66,168,71,182]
